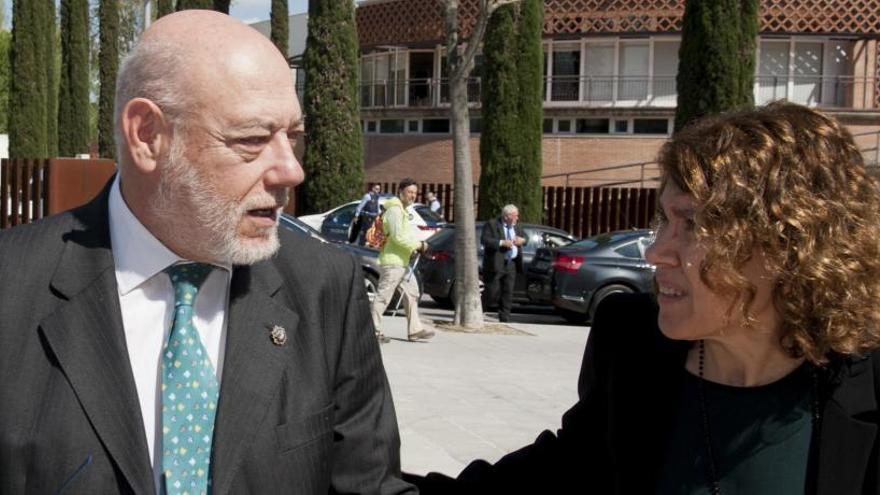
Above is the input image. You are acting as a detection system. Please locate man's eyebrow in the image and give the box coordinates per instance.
[289,117,304,132]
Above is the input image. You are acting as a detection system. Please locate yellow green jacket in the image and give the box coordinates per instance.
[378,197,421,267]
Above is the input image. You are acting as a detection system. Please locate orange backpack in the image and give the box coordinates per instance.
[364,213,386,249]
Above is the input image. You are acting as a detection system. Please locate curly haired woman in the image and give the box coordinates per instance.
[411,102,880,494]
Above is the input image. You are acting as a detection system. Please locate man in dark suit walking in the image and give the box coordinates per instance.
[0,11,413,495]
[481,205,527,323]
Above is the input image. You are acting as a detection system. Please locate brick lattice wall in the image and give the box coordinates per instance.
[357,0,880,49]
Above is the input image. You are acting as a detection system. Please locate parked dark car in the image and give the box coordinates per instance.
[418,222,576,307]
[279,214,417,308]
[527,229,654,323]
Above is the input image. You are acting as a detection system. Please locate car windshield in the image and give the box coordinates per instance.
[414,205,444,225]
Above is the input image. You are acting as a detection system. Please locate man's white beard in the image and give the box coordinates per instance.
[150,135,286,265]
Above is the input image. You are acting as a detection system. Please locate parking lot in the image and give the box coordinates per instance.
[378,300,590,477]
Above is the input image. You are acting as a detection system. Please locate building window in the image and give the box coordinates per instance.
[633,118,670,135]
[757,38,854,107]
[380,119,405,133]
[613,119,630,133]
[618,41,650,101]
[470,118,482,134]
[543,118,554,134]
[576,118,609,134]
[551,43,581,101]
[557,119,572,133]
[407,120,420,133]
[366,120,378,133]
[423,119,450,134]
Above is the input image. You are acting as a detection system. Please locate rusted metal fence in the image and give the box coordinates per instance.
[369,180,656,239]
[1,158,117,229]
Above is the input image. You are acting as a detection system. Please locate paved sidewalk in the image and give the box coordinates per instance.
[377,314,590,477]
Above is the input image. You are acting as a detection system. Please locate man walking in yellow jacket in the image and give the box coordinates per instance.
[370,178,433,343]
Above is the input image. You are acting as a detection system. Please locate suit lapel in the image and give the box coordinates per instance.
[39,190,155,495]
[210,262,300,495]
[816,356,878,495]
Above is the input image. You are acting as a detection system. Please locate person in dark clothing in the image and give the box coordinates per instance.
[481,204,526,323]
[409,102,880,494]
[350,183,382,244]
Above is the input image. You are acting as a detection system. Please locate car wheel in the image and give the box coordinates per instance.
[587,284,634,324]
[364,271,379,305]
[430,295,454,308]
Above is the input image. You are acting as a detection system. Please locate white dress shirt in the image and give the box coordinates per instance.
[108,176,231,492]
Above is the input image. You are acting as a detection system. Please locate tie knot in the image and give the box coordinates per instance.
[165,263,213,307]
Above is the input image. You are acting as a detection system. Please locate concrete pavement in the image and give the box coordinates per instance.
[376,309,590,477]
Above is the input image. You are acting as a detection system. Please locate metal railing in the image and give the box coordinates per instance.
[360,77,481,108]
[756,75,877,109]
[359,75,878,110]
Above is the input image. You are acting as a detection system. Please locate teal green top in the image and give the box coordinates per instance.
[657,363,815,494]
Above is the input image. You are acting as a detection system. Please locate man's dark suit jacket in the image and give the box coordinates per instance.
[0,185,415,494]
[416,293,880,494]
[480,219,527,275]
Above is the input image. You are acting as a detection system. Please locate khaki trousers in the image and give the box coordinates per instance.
[370,264,422,337]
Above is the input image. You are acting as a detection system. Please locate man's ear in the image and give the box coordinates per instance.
[121,98,170,174]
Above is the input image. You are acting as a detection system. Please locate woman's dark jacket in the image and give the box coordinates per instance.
[416,293,880,494]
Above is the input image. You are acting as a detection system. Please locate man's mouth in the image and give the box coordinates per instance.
[247,207,278,219]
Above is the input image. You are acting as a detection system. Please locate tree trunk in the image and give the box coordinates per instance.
[446,1,483,329]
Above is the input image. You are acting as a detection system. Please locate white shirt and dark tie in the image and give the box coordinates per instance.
[107,176,231,494]
[500,222,518,262]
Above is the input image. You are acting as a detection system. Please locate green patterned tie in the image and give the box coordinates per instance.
[162,263,219,495]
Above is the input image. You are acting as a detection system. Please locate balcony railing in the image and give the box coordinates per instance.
[756,75,876,109]
[360,75,878,110]
[360,77,481,108]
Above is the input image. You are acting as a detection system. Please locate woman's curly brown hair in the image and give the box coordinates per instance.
[658,101,880,364]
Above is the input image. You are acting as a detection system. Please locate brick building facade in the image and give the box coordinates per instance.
[354,0,880,188]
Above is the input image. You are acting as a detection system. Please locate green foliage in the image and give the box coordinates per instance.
[0,31,10,133]
[10,0,48,158]
[478,0,543,223]
[270,0,289,58]
[213,0,231,14]
[674,0,758,131]
[176,0,212,11]
[58,0,90,157]
[43,0,57,157]
[157,0,175,18]
[301,0,364,213]
[98,0,118,159]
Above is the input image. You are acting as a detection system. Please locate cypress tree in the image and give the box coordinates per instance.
[10,0,48,158]
[675,0,758,131]
[98,0,118,159]
[301,0,363,213]
[58,0,90,157]
[0,30,10,133]
[514,0,544,223]
[270,0,289,58]
[43,0,58,157]
[478,4,519,221]
[478,0,544,223]
[157,0,174,18]
[213,0,231,14]
[176,0,212,11]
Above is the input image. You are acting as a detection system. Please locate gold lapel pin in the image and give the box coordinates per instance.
[270,325,287,346]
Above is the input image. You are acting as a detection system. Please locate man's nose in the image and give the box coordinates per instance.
[265,133,304,188]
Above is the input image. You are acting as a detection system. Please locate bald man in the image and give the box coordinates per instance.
[0,11,414,495]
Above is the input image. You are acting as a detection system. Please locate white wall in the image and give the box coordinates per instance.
[0,134,7,159]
